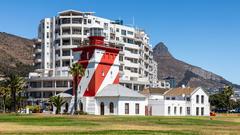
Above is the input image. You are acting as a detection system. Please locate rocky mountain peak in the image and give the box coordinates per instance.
[153,42,173,59]
[153,42,240,90]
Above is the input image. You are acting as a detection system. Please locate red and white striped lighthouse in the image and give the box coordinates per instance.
[72,25,120,98]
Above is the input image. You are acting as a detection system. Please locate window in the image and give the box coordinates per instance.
[47,32,49,38]
[201,107,204,116]
[135,103,139,114]
[186,97,191,101]
[166,97,170,100]
[168,106,171,115]
[30,82,41,88]
[196,107,199,116]
[196,95,199,104]
[86,70,89,78]
[62,60,70,67]
[174,107,177,115]
[180,107,182,115]
[116,28,119,32]
[125,103,129,114]
[109,102,114,114]
[72,18,82,24]
[127,39,134,44]
[84,19,87,24]
[55,61,60,67]
[43,81,53,88]
[121,30,126,35]
[88,19,92,24]
[104,23,108,29]
[171,97,176,100]
[187,107,191,115]
[62,50,71,56]
[127,31,133,35]
[56,81,68,87]
[201,95,204,104]
[101,71,105,77]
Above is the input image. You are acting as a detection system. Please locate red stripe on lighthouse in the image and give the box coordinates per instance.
[83,51,117,96]
[113,72,119,84]
[72,51,94,96]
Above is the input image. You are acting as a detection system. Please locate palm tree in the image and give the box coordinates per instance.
[6,74,25,112]
[50,95,66,114]
[0,80,10,113]
[69,63,85,114]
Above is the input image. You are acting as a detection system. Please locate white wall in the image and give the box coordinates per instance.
[95,97,119,115]
[95,97,146,116]
[148,99,165,116]
[118,97,146,116]
[163,100,186,116]
[190,87,210,116]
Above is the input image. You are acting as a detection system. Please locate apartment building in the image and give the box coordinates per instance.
[28,10,158,101]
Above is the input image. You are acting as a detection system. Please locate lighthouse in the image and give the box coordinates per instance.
[71,24,120,114]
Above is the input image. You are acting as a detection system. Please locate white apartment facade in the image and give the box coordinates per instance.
[28,10,158,102]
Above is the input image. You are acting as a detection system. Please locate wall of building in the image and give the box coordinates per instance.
[118,97,146,116]
[95,97,119,115]
[190,88,210,116]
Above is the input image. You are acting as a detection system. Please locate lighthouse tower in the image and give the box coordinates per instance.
[71,24,120,114]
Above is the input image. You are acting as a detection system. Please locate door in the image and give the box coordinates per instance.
[100,102,104,115]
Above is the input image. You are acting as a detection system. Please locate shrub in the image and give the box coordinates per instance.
[26,105,41,113]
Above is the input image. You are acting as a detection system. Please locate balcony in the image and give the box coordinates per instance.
[72,18,82,24]
[35,49,42,53]
[35,58,42,63]
[61,18,71,24]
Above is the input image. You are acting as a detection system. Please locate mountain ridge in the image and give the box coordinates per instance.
[153,42,240,89]
[0,32,34,76]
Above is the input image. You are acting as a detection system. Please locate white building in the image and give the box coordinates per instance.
[28,10,158,103]
[144,87,210,116]
[95,84,146,115]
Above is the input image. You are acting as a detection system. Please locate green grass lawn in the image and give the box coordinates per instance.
[0,114,239,135]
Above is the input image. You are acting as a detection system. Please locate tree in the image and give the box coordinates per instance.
[50,95,66,114]
[69,63,85,114]
[6,74,25,112]
[0,80,10,113]
[210,85,234,113]
[223,86,234,112]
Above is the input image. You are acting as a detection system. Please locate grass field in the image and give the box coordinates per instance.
[0,114,239,135]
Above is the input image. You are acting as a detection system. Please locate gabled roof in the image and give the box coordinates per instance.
[164,87,196,96]
[140,88,169,95]
[96,84,145,98]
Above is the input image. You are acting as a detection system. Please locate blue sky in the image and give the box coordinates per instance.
[0,0,239,84]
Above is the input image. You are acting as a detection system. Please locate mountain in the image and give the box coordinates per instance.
[0,32,34,77]
[153,42,240,90]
